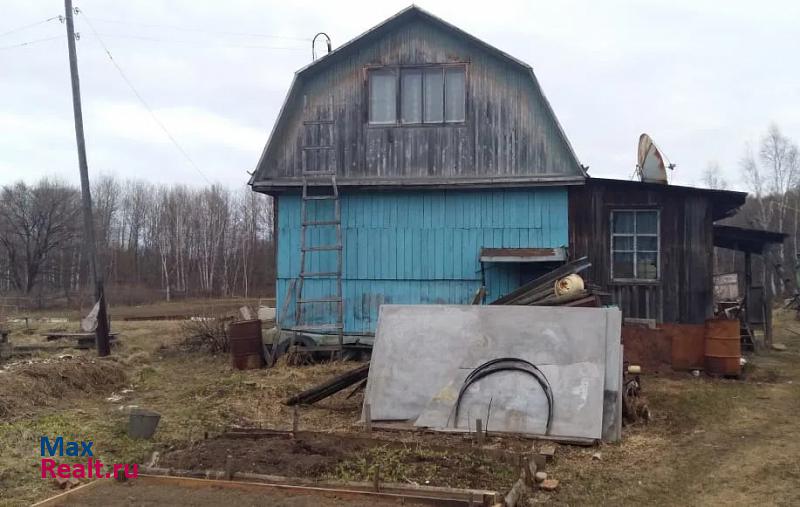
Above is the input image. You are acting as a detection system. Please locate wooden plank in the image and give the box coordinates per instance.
[30,480,102,506]
[491,256,591,305]
[133,471,488,506]
[285,362,370,405]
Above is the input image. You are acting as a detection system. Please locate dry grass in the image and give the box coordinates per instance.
[0,357,127,419]
[533,310,800,505]
[2,310,800,506]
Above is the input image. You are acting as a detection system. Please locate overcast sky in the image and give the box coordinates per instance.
[2,0,799,191]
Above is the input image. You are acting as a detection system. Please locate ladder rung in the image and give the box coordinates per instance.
[303,120,334,125]
[298,297,342,304]
[303,145,334,150]
[290,323,343,332]
[304,195,337,200]
[303,220,340,226]
[300,271,340,277]
[302,244,342,252]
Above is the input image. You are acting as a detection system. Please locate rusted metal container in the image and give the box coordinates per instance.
[228,319,265,370]
[666,323,706,371]
[704,318,741,377]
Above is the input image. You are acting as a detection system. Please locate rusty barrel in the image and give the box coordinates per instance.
[228,319,265,370]
[704,318,741,377]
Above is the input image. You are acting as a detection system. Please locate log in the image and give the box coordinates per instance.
[285,362,370,406]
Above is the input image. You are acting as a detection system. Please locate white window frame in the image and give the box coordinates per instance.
[610,209,660,281]
[367,64,467,126]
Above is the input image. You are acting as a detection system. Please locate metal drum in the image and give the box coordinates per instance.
[704,318,741,377]
[229,319,265,370]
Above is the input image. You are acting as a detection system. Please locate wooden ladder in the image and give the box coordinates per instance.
[292,111,344,358]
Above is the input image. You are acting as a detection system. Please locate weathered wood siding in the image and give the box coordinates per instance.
[277,187,569,333]
[255,15,582,186]
[569,181,714,324]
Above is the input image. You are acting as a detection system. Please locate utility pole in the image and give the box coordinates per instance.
[64,0,110,357]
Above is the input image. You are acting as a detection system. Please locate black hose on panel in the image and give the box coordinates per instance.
[453,357,554,435]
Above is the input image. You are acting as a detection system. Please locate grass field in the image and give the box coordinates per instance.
[1,307,799,506]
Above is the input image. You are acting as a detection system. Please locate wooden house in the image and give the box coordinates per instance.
[249,6,762,343]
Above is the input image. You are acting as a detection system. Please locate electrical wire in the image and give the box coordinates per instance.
[85,16,310,41]
[0,15,60,38]
[93,32,306,50]
[0,35,63,51]
[76,8,213,185]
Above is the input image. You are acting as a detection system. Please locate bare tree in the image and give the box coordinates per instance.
[702,161,728,190]
[0,180,80,294]
[740,124,800,295]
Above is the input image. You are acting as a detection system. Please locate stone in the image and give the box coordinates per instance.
[772,343,788,351]
[540,479,560,491]
[592,452,602,461]
[534,471,548,483]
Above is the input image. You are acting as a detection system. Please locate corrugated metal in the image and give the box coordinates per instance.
[253,15,583,190]
[277,187,568,333]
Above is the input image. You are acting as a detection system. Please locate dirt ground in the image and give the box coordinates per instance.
[2,304,800,506]
[158,432,518,490]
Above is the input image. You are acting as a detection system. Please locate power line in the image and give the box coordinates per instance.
[76,8,213,185]
[86,16,311,41]
[0,15,60,38]
[0,35,63,50]
[93,32,307,50]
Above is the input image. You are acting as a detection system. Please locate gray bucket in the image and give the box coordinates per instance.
[128,409,161,439]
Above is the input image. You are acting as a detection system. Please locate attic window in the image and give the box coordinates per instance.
[368,65,466,125]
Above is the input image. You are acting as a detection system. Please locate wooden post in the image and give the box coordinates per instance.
[475,419,484,445]
[63,0,110,357]
[373,464,380,492]
[364,403,372,433]
[224,455,233,480]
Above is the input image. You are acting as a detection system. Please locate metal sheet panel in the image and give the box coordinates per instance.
[362,305,622,440]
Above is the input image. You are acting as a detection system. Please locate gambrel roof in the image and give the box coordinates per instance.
[251,5,586,191]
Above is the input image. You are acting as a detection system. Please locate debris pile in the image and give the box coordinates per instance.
[491,257,607,307]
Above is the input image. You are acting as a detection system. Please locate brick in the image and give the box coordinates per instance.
[541,479,560,491]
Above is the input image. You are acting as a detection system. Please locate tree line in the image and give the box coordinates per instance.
[0,176,274,308]
[2,125,797,309]
[705,124,800,298]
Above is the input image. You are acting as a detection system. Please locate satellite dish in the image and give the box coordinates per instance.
[637,133,669,184]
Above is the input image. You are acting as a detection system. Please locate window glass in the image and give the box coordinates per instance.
[637,236,658,251]
[400,69,422,124]
[611,210,659,280]
[613,252,634,279]
[612,211,634,233]
[369,69,396,124]
[613,236,633,251]
[636,211,658,234]
[637,252,658,279]
[444,67,466,122]
[423,68,444,123]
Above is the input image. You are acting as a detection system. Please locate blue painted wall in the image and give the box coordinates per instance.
[277,188,568,334]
